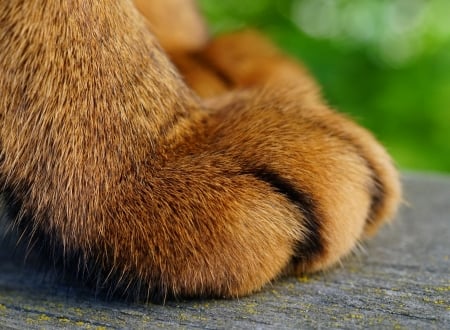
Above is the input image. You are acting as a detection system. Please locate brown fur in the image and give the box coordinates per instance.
[0,0,401,301]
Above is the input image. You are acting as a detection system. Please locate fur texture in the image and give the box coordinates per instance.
[0,0,401,301]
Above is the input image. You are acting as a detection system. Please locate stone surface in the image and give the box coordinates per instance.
[0,172,449,329]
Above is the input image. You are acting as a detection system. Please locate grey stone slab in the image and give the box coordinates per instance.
[0,172,448,329]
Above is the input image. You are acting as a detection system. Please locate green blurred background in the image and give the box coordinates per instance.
[198,0,450,173]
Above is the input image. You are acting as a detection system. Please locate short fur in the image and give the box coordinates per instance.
[0,0,401,301]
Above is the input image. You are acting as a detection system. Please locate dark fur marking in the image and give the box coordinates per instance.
[245,167,324,265]
[366,169,386,224]
[191,52,234,88]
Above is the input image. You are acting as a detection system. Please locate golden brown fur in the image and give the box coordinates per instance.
[0,0,401,301]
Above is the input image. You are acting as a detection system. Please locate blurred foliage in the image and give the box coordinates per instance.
[198,0,450,173]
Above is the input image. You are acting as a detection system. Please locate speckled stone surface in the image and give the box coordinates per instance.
[0,172,449,329]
